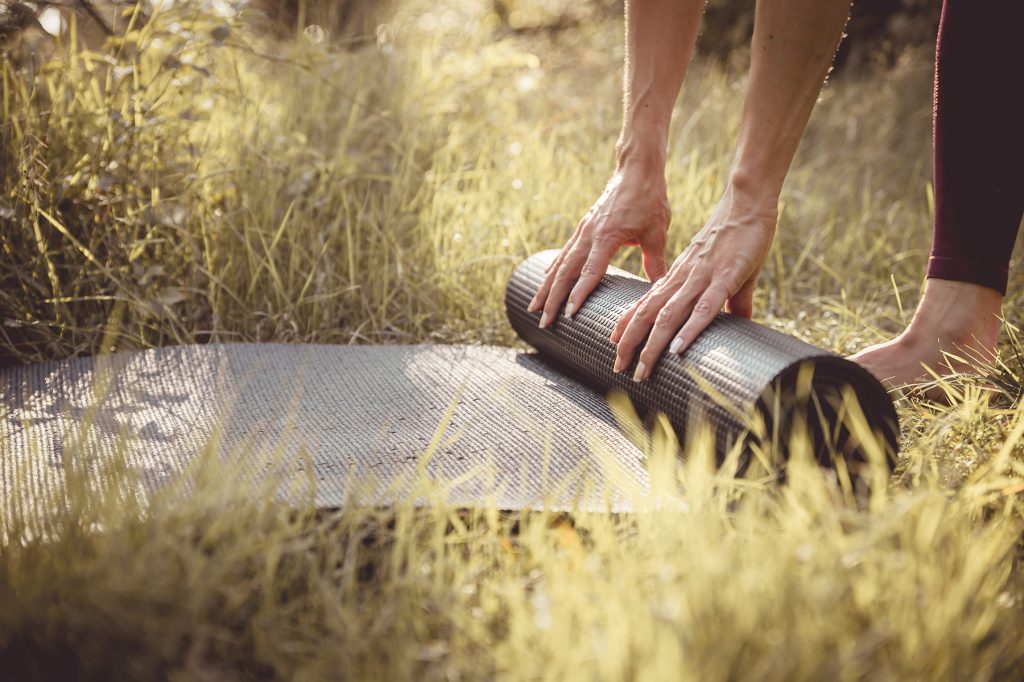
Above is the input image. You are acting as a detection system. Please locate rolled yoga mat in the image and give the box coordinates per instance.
[0,252,898,516]
[506,251,900,472]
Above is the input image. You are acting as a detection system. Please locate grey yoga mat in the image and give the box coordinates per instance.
[0,252,898,514]
[507,251,900,473]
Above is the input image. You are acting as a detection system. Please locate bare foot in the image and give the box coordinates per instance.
[849,278,1002,390]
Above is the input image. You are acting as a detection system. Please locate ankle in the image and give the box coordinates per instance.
[904,278,1002,353]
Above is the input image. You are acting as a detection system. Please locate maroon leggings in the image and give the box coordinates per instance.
[927,0,1024,295]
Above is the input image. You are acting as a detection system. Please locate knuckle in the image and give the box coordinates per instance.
[633,305,654,324]
[553,266,577,286]
[693,298,713,315]
[654,305,677,327]
[579,261,603,278]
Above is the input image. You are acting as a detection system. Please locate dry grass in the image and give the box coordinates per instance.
[1,1,1022,679]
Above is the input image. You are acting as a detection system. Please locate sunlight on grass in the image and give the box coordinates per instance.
[1,0,1022,679]
[1,403,1022,679]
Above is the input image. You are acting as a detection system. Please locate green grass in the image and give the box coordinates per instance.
[2,1,1023,679]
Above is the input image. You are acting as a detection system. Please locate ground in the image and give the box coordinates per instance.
[1,1,1022,680]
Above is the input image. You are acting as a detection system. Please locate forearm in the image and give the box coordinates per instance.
[616,0,704,170]
[729,0,852,207]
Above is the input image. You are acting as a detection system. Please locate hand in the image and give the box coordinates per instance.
[528,162,671,327]
[611,186,778,381]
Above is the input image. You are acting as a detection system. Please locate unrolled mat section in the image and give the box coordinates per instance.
[505,251,900,472]
[0,344,652,514]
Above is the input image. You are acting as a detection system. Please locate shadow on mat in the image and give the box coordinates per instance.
[513,352,622,432]
[0,344,651,510]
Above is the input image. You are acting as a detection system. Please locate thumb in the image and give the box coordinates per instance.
[725,278,756,319]
[639,236,668,282]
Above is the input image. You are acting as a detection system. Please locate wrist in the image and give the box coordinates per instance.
[726,167,783,216]
[615,128,668,173]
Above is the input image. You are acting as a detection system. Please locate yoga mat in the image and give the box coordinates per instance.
[0,345,652,514]
[505,251,900,472]
[0,252,899,515]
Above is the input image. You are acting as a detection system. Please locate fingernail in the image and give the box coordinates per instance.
[564,302,576,319]
[669,338,683,354]
[539,312,551,329]
[613,357,623,373]
[527,302,538,313]
[632,361,647,383]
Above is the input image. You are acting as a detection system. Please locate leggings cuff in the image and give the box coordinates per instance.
[926,255,1008,295]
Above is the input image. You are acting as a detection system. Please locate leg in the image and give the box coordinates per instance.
[851,0,1024,388]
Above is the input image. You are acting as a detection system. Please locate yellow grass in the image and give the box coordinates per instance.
[1,1,1022,679]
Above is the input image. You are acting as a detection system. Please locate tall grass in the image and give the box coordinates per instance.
[1,1,1022,679]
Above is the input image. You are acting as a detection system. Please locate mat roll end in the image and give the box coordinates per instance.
[752,355,900,476]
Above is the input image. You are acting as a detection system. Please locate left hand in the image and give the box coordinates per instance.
[611,187,778,381]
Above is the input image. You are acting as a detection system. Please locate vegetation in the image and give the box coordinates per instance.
[1,1,1022,679]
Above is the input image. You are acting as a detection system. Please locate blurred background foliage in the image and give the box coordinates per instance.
[1,0,941,66]
[0,0,945,366]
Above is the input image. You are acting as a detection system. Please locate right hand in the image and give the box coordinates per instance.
[610,186,778,380]
[528,162,671,327]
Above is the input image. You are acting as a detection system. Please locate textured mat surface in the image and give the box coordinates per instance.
[1,344,650,513]
[507,252,900,470]
[1,251,899,513]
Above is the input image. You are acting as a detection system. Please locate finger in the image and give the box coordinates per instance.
[610,290,649,344]
[529,232,579,313]
[543,218,587,275]
[639,231,668,282]
[542,239,568,276]
[669,282,730,357]
[528,254,563,313]
[612,257,684,344]
[634,283,707,381]
[613,281,680,376]
[725,277,756,318]
[539,243,590,328]
[564,240,616,319]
